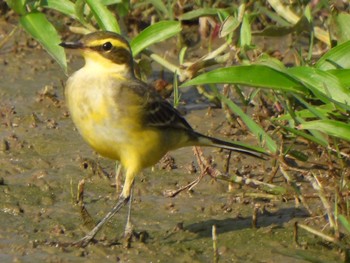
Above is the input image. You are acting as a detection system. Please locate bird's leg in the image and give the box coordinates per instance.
[73,192,130,247]
[73,169,137,247]
[124,184,134,238]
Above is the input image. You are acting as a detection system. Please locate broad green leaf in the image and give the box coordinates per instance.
[316,40,350,70]
[20,12,66,72]
[5,0,26,15]
[40,0,77,20]
[181,65,306,93]
[130,21,181,56]
[220,95,277,153]
[86,0,120,33]
[286,66,350,108]
[299,120,350,142]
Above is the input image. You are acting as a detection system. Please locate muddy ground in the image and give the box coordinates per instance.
[0,21,344,262]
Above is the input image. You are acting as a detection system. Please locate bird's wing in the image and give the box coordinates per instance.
[144,96,193,130]
[122,79,193,131]
[127,79,193,131]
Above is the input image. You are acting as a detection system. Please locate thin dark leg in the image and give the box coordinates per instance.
[73,194,130,247]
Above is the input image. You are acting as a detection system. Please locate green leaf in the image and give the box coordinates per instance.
[316,40,350,70]
[334,12,350,44]
[239,13,251,47]
[130,21,181,56]
[255,2,290,27]
[219,4,245,39]
[276,103,337,121]
[75,0,88,26]
[101,0,122,5]
[338,215,350,234]
[256,54,287,71]
[19,12,67,72]
[253,16,311,37]
[5,0,26,15]
[327,69,350,87]
[40,0,78,20]
[178,8,227,20]
[286,66,350,108]
[219,15,240,38]
[146,0,169,17]
[299,120,350,142]
[220,95,277,153]
[181,65,306,93]
[86,0,120,32]
[292,93,327,120]
[280,124,328,147]
[288,150,309,162]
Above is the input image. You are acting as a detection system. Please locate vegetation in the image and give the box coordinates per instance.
[4,0,350,260]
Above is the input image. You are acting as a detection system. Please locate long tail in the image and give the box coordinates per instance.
[193,131,269,160]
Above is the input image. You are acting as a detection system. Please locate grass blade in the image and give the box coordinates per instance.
[275,103,337,121]
[338,215,350,234]
[280,125,328,147]
[299,120,350,142]
[179,8,228,20]
[220,95,277,153]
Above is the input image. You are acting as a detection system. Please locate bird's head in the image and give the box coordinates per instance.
[60,31,134,77]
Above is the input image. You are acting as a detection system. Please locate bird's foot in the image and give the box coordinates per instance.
[72,235,95,248]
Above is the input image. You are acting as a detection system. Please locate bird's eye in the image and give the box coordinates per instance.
[102,42,113,51]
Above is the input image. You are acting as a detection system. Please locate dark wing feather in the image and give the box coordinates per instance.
[144,96,193,130]
[127,79,193,131]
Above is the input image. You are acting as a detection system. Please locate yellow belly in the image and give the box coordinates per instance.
[65,71,172,171]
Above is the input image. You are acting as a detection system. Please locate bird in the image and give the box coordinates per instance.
[60,31,267,247]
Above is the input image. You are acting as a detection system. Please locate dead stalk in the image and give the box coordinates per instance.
[212,225,219,263]
[297,222,337,243]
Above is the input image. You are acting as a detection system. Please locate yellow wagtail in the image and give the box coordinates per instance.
[60,31,267,247]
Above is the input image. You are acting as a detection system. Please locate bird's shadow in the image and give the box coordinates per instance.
[183,207,309,238]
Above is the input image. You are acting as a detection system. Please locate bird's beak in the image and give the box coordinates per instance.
[59,41,84,49]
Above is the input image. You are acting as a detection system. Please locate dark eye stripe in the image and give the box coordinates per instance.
[89,45,132,65]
